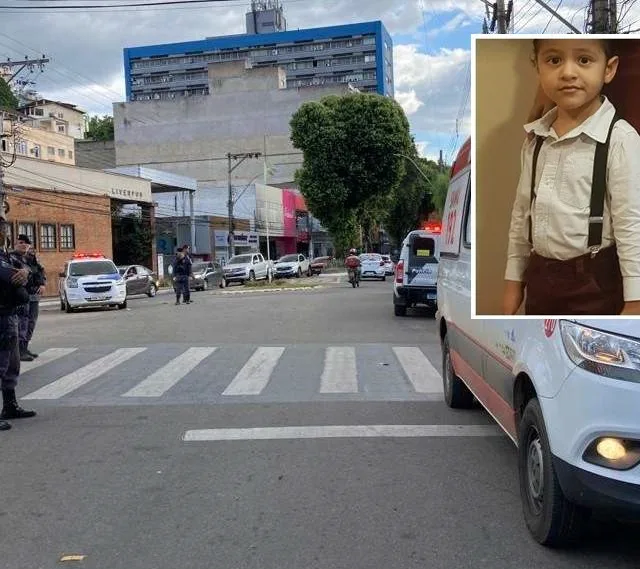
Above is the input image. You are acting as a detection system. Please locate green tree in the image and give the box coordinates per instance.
[290,93,413,253]
[383,154,449,248]
[0,77,18,110]
[85,114,114,141]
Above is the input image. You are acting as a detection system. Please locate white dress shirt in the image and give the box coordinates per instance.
[504,96,640,302]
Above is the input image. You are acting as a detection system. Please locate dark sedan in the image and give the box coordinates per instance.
[118,265,159,297]
[190,261,224,291]
[309,256,333,275]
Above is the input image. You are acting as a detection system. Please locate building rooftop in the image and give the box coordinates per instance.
[18,99,86,114]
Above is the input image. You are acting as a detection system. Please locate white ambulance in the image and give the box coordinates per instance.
[436,138,640,547]
[59,253,128,313]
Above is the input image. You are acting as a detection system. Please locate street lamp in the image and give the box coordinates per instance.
[227,152,262,259]
[393,152,432,187]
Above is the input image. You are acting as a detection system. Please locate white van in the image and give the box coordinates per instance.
[436,138,640,547]
[392,225,441,317]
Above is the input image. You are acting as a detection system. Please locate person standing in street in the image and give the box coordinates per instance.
[0,217,37,431]
[12,235,45,361]
[24,244,46,359]
[172,248,192,305]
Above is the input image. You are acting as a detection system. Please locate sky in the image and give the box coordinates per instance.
[1,0,639,165]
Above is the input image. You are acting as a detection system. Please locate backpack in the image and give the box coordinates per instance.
[529,113,621,255]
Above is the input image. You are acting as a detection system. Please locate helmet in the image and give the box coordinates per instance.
[349,248,357,255]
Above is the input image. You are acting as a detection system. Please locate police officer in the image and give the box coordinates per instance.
[0,216,37,431]
[16,237,46,360]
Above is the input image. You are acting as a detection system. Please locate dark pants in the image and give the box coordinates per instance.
[0,313,20,390]
[17,300,39,348]
[174,277,190,302]
[524,245,624,315]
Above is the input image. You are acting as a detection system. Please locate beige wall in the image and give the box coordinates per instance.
[25,102,86,139]
[1,119,76,165]
[475,38,538,315]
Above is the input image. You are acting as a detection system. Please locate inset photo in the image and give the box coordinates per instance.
[473,34,640,317]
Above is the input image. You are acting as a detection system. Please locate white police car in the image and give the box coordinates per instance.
[437,138,640,547]
[58,253,127,313]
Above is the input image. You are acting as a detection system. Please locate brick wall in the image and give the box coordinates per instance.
[5,187,113,298]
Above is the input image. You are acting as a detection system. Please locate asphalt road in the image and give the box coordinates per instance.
[1,276,638,569]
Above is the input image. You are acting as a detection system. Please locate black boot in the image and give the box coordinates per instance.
[26,345,38,358]
[1,389,36,420]
[0,419,10,431]
[20,343,34,362]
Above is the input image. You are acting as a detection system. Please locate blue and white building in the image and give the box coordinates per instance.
[123,12,394,102]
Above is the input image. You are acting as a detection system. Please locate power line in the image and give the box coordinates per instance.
[0,0,261,8]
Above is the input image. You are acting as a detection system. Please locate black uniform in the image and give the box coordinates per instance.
[172,255,191,304]
[0,248,37,431]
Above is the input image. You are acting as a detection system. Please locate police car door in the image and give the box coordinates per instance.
[406,234,439,289]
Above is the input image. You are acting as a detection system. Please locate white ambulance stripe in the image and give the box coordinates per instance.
[222,347,285,396]
[183,424,504,441]
[320,347,358,393]
[393,347,443,393]
[22,348,147,400]
[20,348,78,374]
[122,347,217,398]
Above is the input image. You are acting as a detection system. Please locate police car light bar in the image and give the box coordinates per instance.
[423,222,442,234]
[72,252,105,259]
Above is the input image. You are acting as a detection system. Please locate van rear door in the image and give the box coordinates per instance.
[406,234,439,287]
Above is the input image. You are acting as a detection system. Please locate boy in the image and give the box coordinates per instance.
[503,38,640,315]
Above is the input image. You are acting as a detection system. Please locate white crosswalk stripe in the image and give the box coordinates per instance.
[19,345,442,402]
[20,348,78,374]
[23,348,147,400]
[393,347,443,393]
[122,347,217,398]
[222,347,285,395]
[320,346,358,393]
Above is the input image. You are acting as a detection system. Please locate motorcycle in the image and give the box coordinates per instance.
[347,267,360,288]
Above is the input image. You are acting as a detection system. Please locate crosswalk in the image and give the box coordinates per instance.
[17,344,444,406]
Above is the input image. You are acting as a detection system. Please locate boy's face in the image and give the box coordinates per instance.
[535,39,618,113]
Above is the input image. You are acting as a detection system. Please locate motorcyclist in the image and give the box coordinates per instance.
[344,248,361,284]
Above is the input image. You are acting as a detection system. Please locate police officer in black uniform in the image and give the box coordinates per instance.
[0,215,37,431]
[13,235,46,361]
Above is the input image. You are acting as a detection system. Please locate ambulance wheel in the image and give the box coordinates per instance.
[64,296,74,314]
[518,398,590,547]
[442,334,474,409]
[118,300,127,310]
[394,304,406,317]
[60,297,65,311]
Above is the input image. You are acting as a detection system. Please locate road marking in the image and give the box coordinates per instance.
[320,347,358,393]
[23,348,147,400]
[222,347,285,395]
[20,348,78,373]
[122,347,217,397]
[393,347,443,393]
[183,424,504,441]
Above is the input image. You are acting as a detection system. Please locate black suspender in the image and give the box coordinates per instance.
[528,113,621,253]
[528,136,544,245]
[588,113,620,252]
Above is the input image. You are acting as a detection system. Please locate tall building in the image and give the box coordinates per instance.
[123,18,393,102]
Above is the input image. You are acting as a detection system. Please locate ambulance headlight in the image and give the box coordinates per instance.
[560,322,640,383]
[67,277,78,288]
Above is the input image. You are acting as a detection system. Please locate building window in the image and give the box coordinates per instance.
[68,150,73,160]
[58,148,65,158]
[58,125,66,133]
[35,108,44,116]
[47,146,55,155]
[16,141,27,155]
[40,224,56,250]
[60,224,75,250]
[17,223,36,247]
[0,139,6,152]
[58,112,64,119]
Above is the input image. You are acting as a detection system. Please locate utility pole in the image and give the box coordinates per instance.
[2,56,49,84]
[590,0,616,33]
[497,0,507,33]
[227,151,261,260]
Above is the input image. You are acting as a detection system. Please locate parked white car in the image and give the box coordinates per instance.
[359,253,386,280]
[222,253,271,285]
[274,253,311,278]
[59,253,127,313]
[437,138,640,547]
